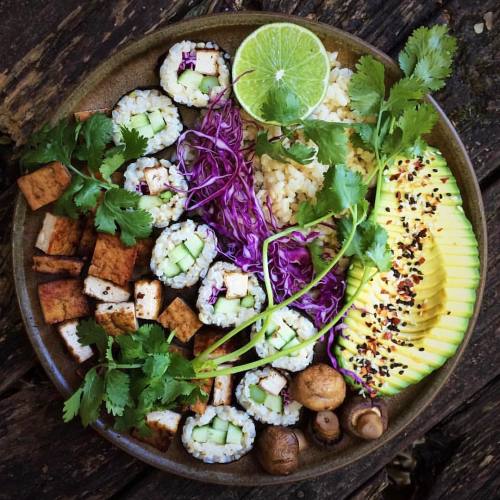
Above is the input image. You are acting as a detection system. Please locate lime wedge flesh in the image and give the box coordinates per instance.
[233,22,330,123]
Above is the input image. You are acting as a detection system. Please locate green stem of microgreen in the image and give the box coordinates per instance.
[67,164,110,190]
[166,330,176,345]
[192,207,361,371]
[191,267,376,379]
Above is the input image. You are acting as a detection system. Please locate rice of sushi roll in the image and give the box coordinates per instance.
[112,88,182,155]
[159,41,230,108]
[151,219,217,288]
[197,261,265,328]
[252,307,317,372]
[182,405,256,464]
[235,367,302,426]
[124,157,187,228]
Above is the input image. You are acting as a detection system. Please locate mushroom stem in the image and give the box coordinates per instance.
[291,429,309,452]
[313,411,341,442]
[355,411,384,440]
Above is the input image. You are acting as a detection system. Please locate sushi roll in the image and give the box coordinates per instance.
[160,41,230,108]
[197,261,265,328]
[112,88,182,154]
[252,307,317,372]
[235,367,302,426]
[124,157,187,228]
[151,219,217,288]
[182,405,256,464]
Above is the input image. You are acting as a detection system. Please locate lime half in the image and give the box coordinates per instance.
[233,22,330,124]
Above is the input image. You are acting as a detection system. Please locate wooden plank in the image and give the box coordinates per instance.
[0,381,146,499]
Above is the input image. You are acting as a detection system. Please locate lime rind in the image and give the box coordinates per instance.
[233,22,330,124]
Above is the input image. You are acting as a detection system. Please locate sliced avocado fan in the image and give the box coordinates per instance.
[336,147,480,396]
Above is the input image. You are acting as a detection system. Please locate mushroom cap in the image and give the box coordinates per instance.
[290,363,346,411]
[339,396,389,440]
[256,426,299,475]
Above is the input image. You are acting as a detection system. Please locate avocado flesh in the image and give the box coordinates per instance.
[336,148,480,396]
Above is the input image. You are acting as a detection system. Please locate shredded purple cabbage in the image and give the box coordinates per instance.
[179,50,196,71]
[177,97,347,349]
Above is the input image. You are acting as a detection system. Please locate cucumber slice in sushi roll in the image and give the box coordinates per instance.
[197,261,265,328]
[151,219,218,288]
[112,88,182,154]
[124,157,187,228]
[160,41,231,108]
[182,405,256,464]
[252,307,317,372]
[235,367,302,426]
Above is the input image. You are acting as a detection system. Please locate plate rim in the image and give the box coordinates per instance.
[12,11,488,486]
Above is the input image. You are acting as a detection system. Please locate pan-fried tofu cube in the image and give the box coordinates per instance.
[158,297,202,343]
[212,365,233,406]
[32,255,84,277]
[95,302,138,336]
[84,276,131,302]
[195,49,219,76]
[133,409,182,452]
[17,161,72,210]
[144,166,170,196]
[57,320,93,363]
[259,369,287,396]
[134,279,163,320]
[89,233,137,286]
[38,279,90,324]
[78,216,97,260]
[190,378,213,415]
[223,271,249,299]
[135,238,154,268]
[169,343,191,359]
[193,330,240,360]
[35,213,81,256]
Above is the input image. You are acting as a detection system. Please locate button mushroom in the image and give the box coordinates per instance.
[256,426,299,475]
[312,410,341,443]
[290,363,346,411]
[339,397,388,440]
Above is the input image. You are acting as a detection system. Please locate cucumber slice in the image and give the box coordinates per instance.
[148,110,166,133]
[129,113,149,129]
[214,297,241,315]
[225,423,243,445]
[240,295,255,308]
[178,253,195,272]
[265,320,278,337]
[160,259,181,278]
[268,330,287,350]
[211,416,229,432]
[208,428,227,445]
[170,244,190,264]
[178,69,204,89]
[184,234,204,258]
[159,191,173,202]
[264,393,283,413]
[278,323,296,343]
[199,76,220,94]
[138,195,163,210]
[192,425,210,443]
[282,336,301,356]
[249,384,266,404]
[136,124,155,139]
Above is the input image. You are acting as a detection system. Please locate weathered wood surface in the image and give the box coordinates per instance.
[0,0,498,499]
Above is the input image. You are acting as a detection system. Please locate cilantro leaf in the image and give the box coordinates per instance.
[143,353,171,379]
[255,131,315,165]
[80,367,105,427]
[399,25,457,90]
[168,352,196,378]
[308,239,330,275]
[398,103,438,151]
[75,113,113,173]
[260,86,303,125]
[348,55,386,116]
[138,323,168,355]
[95,188,153,246]
[302,120,348,165]
[104,369,130,416]
[297,165,367,226]
[99,149,126,183]
[116,335,145,362]
[63,387,83,423]
[77,319,108,357]
[74,178,102,212]
[53,176,85,219]
[385,78,426,116]
[20,119,81,169]
[159,378,199,405]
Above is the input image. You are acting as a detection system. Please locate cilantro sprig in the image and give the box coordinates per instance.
[20,113,152,246]
[63,320,203,434]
